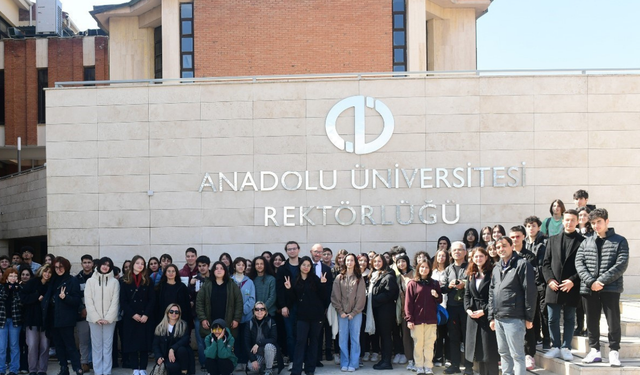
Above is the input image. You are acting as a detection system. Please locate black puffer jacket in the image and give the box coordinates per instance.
[243,315,277,362]
[575,228,629,295]
[42,273,81,329]
[19,277,49,328]
[487,253,536,322]
[370,269,399,311]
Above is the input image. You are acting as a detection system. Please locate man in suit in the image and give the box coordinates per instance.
[310,243,335,366]
[541,209,584,361]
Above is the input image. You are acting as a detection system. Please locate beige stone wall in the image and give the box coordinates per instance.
[46,74,640,293]
[108,17,155,80]
[0,168,47,240]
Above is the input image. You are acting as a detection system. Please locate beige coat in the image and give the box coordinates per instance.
[84,271,120,324]
[330,273,366,316]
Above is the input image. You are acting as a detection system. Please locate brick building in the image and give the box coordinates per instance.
[0,0,109,176]
[92,0,491,80]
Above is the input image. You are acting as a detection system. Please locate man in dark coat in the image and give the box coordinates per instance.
[575,208,628,367]
[541,209,584,361]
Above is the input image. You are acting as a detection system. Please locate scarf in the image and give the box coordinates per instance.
[133,272,142,288]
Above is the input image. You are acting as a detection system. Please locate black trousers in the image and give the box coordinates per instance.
[373,310,393,363]
[165,346,191,375]
[392,321,403,355]
[584,292,621,351]
[434,323,449,363]
[52,327,81,371]
[318,316,333,361]
[205,357,234,375]
[537,288,550,346]
[478,360,500,375]
[129,351,149,370]
[292,319,322,375]
[446,305,472,369]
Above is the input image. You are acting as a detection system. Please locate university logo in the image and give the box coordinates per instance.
[325,96,394,155]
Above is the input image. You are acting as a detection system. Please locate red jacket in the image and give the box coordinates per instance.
[404,278,442,325]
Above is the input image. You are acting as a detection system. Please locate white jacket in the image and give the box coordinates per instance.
[84,271,120,324]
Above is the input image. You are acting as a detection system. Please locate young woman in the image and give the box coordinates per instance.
[20,264,52,375]
[331,253,366,372]
[196,261,243,340]
[462,228,479,251]
[405,260,442,375]
[120,255,156,375]
[0,268,23,375]
[18,266,33,374]
[486,242,499,265]
[577,206,594,236]
[245,259,252,276]
[369,254,399,370]
[85,257,120,375]
[541,199,566,237]
[231,257,256,371]
[436,236,451,252]
[153,304,193,375]
[284,256,328,375]
[155,264,191,331]
[491,225,506,242]
[464,248,498,375]
[479,227,493,248]
[248,257,276,317]
[431,249,450,368]
[204,319,237,375]
[357,254,378,363]
[121,260,132,278]
[219,253,233,271]
[395,255,415,370]
[44,254,56,266]
[43,257,83,375]
[0,256,10,275]
[243,301,281,375]
[260,252,273,263]
[148,257,162,286]
[332,249,348,279]
[413,252,429,269]
[270,253,285,272]
[159,254,173,271]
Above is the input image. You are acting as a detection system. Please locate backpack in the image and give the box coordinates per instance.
[437,305,449,326]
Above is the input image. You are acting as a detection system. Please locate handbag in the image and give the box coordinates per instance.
[437,304,449,326]
[149,362,166,375]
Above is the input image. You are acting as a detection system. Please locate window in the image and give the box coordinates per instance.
[84,66,95,86]
[154,26,162,79]
[180,3,194,78]
[392,0,407,72]
[0,71,4,125]
[37,69,48,124]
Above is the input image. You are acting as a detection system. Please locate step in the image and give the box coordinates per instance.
[596,315,640,337]
[534,349,640,375]
[621,298,640,318]
[572,335,640,357]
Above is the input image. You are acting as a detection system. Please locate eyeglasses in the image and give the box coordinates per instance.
[54,266,64,270]
[168,310,180,315]
[254,307,266,312]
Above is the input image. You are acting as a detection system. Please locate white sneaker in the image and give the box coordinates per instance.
[363,352,371,362]
[416,368,425,375]
[287,363,293,371]
[406,360,415,371]
[560,348,574,361]
[399,355,408,364]
[334,354,340,365]
[525,355,535,370]
[582,348,602,363]
[393,354,402,364]
[370,353,379,362]
[433,362,442,367]
[347,367,355,372]
[133,371,139,375]
[140,370,147,375]
[544,347,561,359]
[341,367,348,372]
[424,368,433,375]
[609,350,621,367]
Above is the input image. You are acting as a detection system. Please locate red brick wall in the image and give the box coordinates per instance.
[194,0,392,77]
[3,37,108,146]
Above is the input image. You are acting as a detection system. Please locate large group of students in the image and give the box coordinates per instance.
[0,190,629,375]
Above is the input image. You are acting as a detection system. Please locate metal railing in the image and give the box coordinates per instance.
[53,68,640,88]
[0,165,46,181]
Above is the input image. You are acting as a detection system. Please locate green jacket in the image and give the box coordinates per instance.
[204,328,237,367]
[196,279,243,338]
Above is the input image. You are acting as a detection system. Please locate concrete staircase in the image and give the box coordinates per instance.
[531,298,640,375]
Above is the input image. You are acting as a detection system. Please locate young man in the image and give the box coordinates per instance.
[76,254,95,372]
[510,225,544,370]
[440,241,471,375]
[21,246,41,273]
[179,247,198,280]
[524,216,550,349]
[575,208,628,367]
[310,244,334,365]
[192,255,211,371]
[488,237,536,375]
[573,189,596,210]
[542,209,584,361]
[321,248,334,268]
[11,251,23,267]
[276,241,301,370]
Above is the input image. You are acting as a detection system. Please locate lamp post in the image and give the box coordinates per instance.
[17,137,21,173]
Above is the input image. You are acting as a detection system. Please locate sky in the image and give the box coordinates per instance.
[61,0,640,71]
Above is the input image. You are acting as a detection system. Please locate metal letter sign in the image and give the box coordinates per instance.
[325,96,394,155]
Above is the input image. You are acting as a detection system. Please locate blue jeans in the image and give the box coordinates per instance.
[194,318,205,367]
[283,305,297,360]
[338,313,362,369]
[495,318,526,375]
[0,319,22,373]
[547,304,575,349]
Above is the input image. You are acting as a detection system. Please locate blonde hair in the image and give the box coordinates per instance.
[155,304,188,337]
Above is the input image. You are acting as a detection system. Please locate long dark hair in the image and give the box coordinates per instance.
[339,253,362,279]
[372,254,389,272]
[414,259,433,281]
[248,256,275,281]
[158,264,182,287]
[462,228,479,250]
[211,261,230,283]
[295,256,317,291]
[123,255,150,286]
[270,252,285,270]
